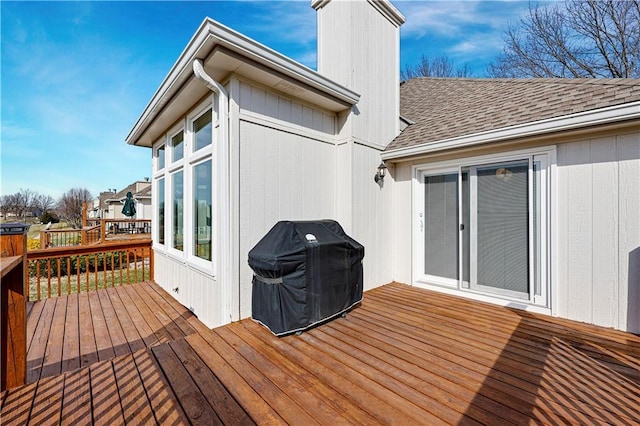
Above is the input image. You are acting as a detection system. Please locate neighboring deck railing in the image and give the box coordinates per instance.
[39,219,151,248]
[27,239,153,301]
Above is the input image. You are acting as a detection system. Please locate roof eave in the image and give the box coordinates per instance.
[383,101,640,161]
[126,18,360,147]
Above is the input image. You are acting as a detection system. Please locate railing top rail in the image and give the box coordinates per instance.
[41,228,82,234]
[0,256,22,279]
[102,218,150,223]
[27,239,152,260]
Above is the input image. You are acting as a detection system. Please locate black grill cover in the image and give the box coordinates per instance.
[249,220,364,336]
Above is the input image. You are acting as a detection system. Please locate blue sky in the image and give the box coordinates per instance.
[1,0,537,199]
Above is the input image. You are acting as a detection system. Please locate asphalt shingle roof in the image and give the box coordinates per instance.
[386,78,640,152]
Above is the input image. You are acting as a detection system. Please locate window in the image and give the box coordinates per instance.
[415,148,553,306]
[157,145,165,170]
[171,131,184,162]
[172,171,184,251]
[194,160,212,260]
[158,178,165,245]
[193,109,212,152]
[152,96,216,271]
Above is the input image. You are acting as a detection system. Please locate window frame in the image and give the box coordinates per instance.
[151,96,216,274]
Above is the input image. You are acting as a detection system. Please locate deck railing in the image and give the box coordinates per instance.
[26,239,153,301]
[39,219,151,248]
[1,224,28,391]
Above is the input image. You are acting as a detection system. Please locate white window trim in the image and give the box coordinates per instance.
[185,97,215,273]
[412,145,557,312]
[168,123,186,169]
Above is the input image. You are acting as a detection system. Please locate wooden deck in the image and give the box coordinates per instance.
[2,282,639,425]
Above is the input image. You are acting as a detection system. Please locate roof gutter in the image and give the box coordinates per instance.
[383,101,640,161]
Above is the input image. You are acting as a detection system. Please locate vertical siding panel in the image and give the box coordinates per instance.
[590,138,618,328]
[278,98,292,124]
[564,141,593,324]
[251,86,267,116]
[617,133,640,332]
[265,91,279,120]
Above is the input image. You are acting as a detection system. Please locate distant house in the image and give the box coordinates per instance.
[127,0,640,333]
[91,180,152,220]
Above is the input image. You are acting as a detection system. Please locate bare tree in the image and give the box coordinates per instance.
[13,188,37,221]
[57,188,93,229]
[488,0,640,78]
[401,54,474,81]
[0,194,12,218]
[35,194,56,215]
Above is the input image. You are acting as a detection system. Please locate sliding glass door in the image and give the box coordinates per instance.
[416,153,549,306]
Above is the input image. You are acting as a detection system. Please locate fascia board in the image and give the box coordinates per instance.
[126,18,359,146]
[312,0,405,26]
[382,101,640,161]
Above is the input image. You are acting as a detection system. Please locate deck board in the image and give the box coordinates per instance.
[77,292,99,368]
[61,292,80,373]
[3,281,640,425]
[60,368,92,424]
[112,353,155,424]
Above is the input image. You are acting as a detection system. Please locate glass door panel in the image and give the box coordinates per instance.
[472,161,529,299]
[423,173,459,282]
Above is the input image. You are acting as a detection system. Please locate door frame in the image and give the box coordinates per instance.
[412,146,557,311]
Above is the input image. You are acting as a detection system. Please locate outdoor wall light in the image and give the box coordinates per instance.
[374,161,387,183]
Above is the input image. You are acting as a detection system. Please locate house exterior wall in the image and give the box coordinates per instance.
[234,78,338,319]
[556,131,640,332]
[389,127,640,333]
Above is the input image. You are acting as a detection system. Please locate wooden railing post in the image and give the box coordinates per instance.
[82,202,87,229]
[40,230,47,249]
[0,223,28,391]
[100,219,106,243]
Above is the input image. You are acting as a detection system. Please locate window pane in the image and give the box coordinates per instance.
[172,171,184,251]
[194,160,212,261]
[193,109,212,152]
[424,173,458,280]
[157,145,165,170]
[476,161,529,295]
[172,131,184,162]
[158,178,165,245]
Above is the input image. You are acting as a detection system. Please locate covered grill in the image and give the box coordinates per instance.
[249,220,364,336]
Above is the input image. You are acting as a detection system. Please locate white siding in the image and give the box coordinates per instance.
[237,116,337,318]
[557,133,640,332]
[153,251,226,328]
[317,0,400,148]
[391,161,414,285]
[349,143,394,290]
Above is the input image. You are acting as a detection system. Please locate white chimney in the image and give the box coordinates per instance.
[312,0,405,148]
